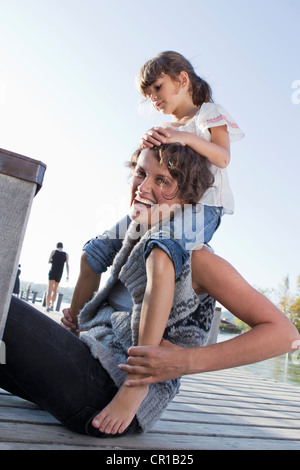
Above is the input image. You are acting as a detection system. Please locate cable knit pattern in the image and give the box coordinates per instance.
[79,222,215,431]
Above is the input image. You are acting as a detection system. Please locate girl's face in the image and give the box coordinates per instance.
[129,149,184,226]
[145,74,184,115]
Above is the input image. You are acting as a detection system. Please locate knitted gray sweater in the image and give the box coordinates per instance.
[79,222,215,431]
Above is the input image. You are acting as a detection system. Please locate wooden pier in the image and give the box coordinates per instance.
[1,365,300,450]
[1,307,300,451]
[2,148,299,452]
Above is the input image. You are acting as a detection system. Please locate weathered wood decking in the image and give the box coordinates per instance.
[1,306,300,450]
[1,367,300,451]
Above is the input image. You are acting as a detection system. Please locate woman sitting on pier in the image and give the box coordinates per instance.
[1,143,299,438]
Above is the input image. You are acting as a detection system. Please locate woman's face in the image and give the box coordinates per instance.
[129,148,184,226]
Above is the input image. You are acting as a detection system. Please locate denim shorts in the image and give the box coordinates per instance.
[142,205,223,278]
[84,206,222,280]
[166,204,223,251]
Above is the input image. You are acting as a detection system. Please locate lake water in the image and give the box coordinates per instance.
[218,332,300,388]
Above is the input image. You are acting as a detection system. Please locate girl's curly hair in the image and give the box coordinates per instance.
[129,143,214,204]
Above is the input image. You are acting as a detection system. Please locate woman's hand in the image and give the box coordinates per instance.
[118,340,187,386]
[61,308,79,335]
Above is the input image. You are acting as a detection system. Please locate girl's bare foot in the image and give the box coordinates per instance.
[92,383,148,434]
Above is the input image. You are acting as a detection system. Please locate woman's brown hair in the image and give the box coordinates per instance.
[129,143,214,204]
[138,51,213,107]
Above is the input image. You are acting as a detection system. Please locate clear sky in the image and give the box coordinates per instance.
[0,0,299,296]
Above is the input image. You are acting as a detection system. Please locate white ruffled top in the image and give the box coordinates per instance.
[166,102,244,214]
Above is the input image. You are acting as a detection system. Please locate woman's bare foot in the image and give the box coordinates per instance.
[92,383,148,434]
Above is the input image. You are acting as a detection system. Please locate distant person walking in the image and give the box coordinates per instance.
[13,264,21,296]
[46,242,69,312]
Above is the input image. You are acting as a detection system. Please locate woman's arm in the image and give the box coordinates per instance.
[187,248,300,372]
[120,248,300,385]
[62,218,127,332]
[61,252,100,333]
[65,253,70,279]
[48,250,55,263]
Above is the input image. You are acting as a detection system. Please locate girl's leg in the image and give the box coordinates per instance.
[203,205,223,244]
[0,297,140,437]
[93,248,174,434]
[171,204,223,250]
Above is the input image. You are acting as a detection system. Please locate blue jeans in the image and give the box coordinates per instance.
[0,297,141,437]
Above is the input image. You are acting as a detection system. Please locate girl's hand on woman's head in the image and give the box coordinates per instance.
[140,127,172,149]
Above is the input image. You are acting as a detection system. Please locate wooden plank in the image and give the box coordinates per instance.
[0,392,42,409]
[174,388,300,406]
[2,397,300,442]
[174,387,300,403]
[0,442,106,450]
[175,393,300,410]
[161,410,300,430]
[189,373,300,394]
[177,375,300,394]
[152,419,300,440]
[178,383,300,401]
[0,405,59,425]
[1,400,295,431]
[167,401,300,419]
[181,373,300,393]
[1,367,300,451]
[0,421,300,451]
[7,385,298,417]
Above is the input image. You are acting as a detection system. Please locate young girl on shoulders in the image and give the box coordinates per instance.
[138,50,244,249]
